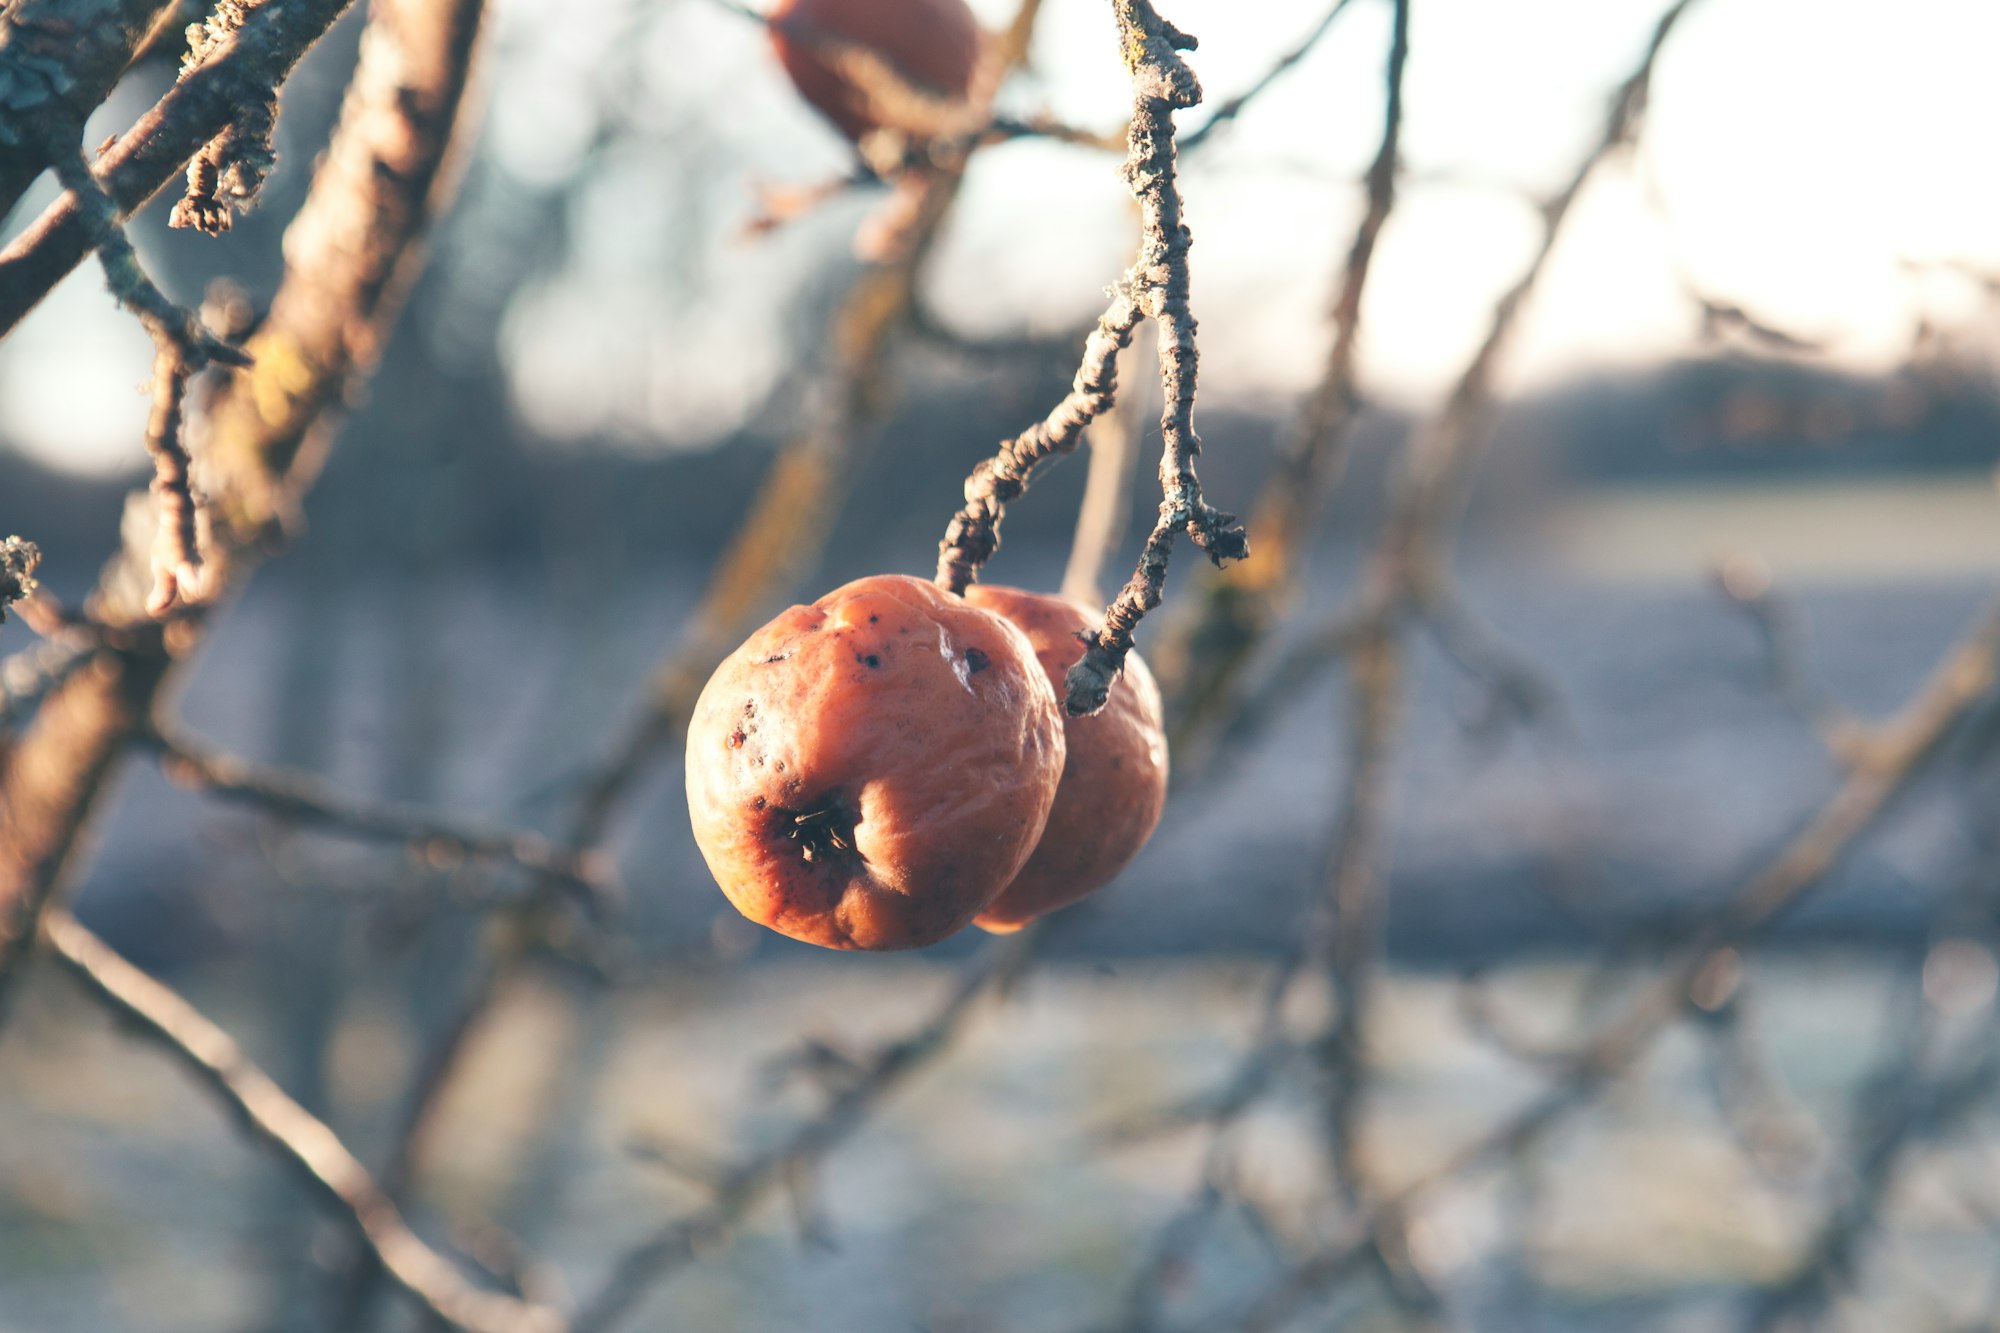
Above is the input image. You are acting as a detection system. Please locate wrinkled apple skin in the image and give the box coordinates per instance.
[769,0,983,143]
[964,585,1169,933]
[687,574,1065,951]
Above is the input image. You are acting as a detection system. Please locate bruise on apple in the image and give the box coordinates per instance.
[964,585,1170,934]
[687,574,1064,951]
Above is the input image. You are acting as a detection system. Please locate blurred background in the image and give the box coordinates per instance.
[4,0,2000,1328]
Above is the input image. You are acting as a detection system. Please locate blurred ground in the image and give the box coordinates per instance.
[1,950,1992,1332]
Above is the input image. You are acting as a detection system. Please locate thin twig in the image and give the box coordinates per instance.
[0,0,486,1019]
[42,909,565,1333]
[934,0,1247,717]
[1062,330,1150,606]
[1197,0,1697,762]
[1714,553,1863,758]
[0,0,168,219]
[1061,1,1249,714]
[140,726,612,908]
[0,0,359,337]
[1384,0,1700,580]
[0,629,94,732]
[1314,626,1403,1202]
[1160,0,1407,748]
[1208,596,2000,1331]
[342,4,1057,1314]
[1742,862,2000,1328]
[1176,0,1360,154]
[571,931,1042,1333]
[140,344,210,612]
[934,284,1147,593]
[51,151,252,614]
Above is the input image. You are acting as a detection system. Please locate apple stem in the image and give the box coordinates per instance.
[931,0,1248,717]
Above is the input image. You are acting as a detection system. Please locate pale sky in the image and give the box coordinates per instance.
[4,0,1997,470]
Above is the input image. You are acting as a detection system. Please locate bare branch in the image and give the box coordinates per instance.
[42,910,565,1333]
[51,151,251,366]
[48,147,257,614]
[0,0,487,1010]
[571,931,1042,1333]
[1415,590,1563,734]
[1714,553,1863,757]
[0,0,169,219]
[1176,0,1359,154]
[933,284,1147,594]
[1746,1040,2000,1330]
[933,0,1247,717]
[0,0,358,338]
[1062,331,1149,606]
[140,726,613,908]
[1158,0,1407,744]
[1384,0,1700,576]
[1212,595,2000,1331]
[1063,1,1249,714]
[0,634,93,731]
[342,6,1061,1316]
[136,341,218,613]
[1190,0,1692,762]
[1313,626,1403,1201]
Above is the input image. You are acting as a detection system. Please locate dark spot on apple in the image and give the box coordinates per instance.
[784,801,858,865]
[964,647,990,674]
[728,729,746,749]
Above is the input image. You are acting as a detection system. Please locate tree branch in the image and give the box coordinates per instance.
[0,0,169,219]
[141,725,612,907]
[571,930,1041,1333]
[1061,331,1149,606]
[1211,595,2000,1331]
[0,0,357,338]
[1176,0,1359,154]
[42,909,565,1333]
[1192,0,1695,764]
[934,0,1247,717]
[0,0,487,1011]
[343,2,1058,1314]
[1157,0,1406,746]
